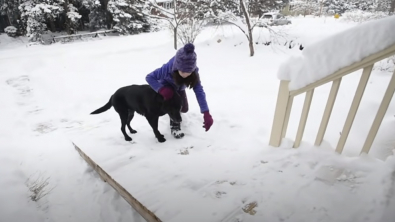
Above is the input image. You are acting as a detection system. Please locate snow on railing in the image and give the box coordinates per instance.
[269,15,395,155]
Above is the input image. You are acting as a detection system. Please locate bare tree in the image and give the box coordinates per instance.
[177,17,206,45]
[206,0,263,56]
[147,0,192,49]
[204,0,290,56]
[318,0,327,17]
[240,0,254,56]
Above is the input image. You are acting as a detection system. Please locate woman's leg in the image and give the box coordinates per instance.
[170,90,187,138]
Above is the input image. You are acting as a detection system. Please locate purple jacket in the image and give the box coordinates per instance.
[146,56,209,113]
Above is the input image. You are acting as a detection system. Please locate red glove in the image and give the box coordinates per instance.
[158,87,174,100]
[203,111,213,131]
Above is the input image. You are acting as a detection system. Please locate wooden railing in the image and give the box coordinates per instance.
[269,43,395,155]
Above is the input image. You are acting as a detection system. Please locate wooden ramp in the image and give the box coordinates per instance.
[73,142,162,222]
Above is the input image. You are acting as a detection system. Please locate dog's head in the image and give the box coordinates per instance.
[161,91,183,123]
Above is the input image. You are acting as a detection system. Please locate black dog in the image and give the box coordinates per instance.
[90,84,182,143]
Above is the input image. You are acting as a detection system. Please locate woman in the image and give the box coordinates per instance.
[145,43,213,139]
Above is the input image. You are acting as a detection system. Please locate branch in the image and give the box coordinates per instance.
[147,2,175,16]
[173,0,178,26]
[178,16,189,25]
[140,10,173,25]
[227,19,249,40]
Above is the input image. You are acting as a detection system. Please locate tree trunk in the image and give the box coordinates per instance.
[319,0,324,17]
[173,0,178,50]
[106,11,112,29]
[48,16,56,32]
[6,12,12,26]
[80,19,84,30]
[240,0,254,56]
[63,0,71,34]
[304,7,307,17]
[390,0,395,14]
[174,26,178,50]
[100,0,109,10]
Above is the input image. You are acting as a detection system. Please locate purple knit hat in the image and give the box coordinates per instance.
[172,43,197,73]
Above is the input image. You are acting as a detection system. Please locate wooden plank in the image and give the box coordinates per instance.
[315,78,342,146]
[335,64,373,154]
[269,80,292,147]
[293,89,314,148]
[72,143,162,222]
[360,68,395,154]
[282,95,294,139]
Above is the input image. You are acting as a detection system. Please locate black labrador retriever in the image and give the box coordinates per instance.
[90,84,182,143]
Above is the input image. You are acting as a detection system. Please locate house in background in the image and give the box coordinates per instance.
[150,0,174,18]
[154,0,174,9]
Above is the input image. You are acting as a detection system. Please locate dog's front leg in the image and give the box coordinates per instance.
[145,114,166,143]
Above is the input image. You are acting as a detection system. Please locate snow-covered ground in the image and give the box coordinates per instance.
[1,16,395,222]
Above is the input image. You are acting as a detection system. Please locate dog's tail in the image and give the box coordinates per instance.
[90,96,113,115]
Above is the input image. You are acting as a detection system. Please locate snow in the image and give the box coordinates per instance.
[277,15,395,91]
[342,9,389,23]
[67,11,82,21]
[1,16,395,222]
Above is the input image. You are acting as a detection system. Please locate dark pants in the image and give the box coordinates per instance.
[171,90,188,130]
[180,90,188,113]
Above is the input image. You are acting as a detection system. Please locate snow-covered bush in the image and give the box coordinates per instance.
[18,1,63,41]
[107,0,150,34]
[66,4,82,34]
[324,0,378,14]
[290,0,321,17]
[147,17,167,32]
[85,0,108,31]
[4,26,18,37]
[341,9,389,23]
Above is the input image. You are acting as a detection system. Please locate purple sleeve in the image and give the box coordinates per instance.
[146,57,174,92]
[193,71,209,113]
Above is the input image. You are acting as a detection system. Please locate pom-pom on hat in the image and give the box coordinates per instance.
[172,43,197,73]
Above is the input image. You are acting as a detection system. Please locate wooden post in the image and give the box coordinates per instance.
[294,89,314,148]
[269,80,293,147]
[282,95,294,139]
[335,65,373,154]
[315,79,342,146]
[360,69,395,154]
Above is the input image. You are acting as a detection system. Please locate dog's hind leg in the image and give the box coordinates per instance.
[116,109,132,141]
[145,114,166,143]
[127,110,137,134]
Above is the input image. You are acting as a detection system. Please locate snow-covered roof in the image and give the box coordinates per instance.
[277,15,395,91]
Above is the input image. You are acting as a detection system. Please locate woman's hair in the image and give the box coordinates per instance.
[172,70,200,89]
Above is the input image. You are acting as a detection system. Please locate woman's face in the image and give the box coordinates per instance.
[178,70,192,78]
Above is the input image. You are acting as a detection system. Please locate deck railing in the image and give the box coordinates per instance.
[269,43,395,155]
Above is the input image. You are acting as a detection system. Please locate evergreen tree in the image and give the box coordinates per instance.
[18,0,64,40]
[107,0,150,34]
